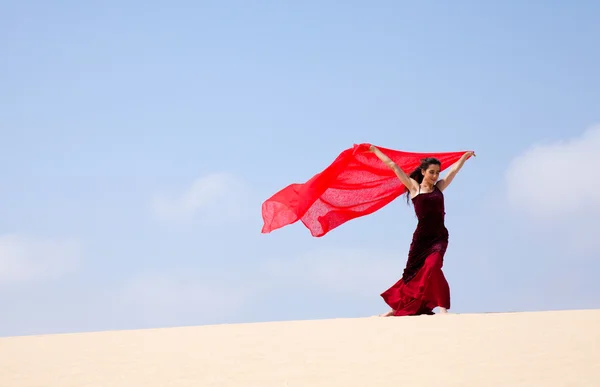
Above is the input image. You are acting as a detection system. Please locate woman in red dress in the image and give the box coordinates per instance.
[369,145,475,316]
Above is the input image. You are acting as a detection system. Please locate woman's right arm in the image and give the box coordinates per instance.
[369,145,419,194]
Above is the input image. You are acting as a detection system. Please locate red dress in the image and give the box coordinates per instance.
[380,185,451,315]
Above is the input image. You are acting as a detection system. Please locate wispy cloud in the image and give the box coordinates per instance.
[118,270,252,327]
[0,234,82,287]
[504,124,600,255]
[264,246,402,296]
[149,172,251,224]
[505,124,600,218]
[116,246,404,327]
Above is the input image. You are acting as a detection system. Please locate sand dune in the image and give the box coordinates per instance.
[1,309,599,386]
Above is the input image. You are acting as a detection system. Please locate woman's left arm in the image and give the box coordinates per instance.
[436,151,475,192]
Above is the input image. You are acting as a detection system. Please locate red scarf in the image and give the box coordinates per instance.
[261,143,468,237]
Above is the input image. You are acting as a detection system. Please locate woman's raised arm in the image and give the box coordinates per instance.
[369,145,419,195]
[436,151,475,192]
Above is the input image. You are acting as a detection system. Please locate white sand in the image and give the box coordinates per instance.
[1,309,599,387]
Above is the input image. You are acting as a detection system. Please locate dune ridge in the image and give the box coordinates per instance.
[1,309,599,386]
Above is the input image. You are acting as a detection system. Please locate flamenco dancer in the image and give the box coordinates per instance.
[368,145,475,316]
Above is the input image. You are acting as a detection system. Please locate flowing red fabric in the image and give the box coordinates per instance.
[261,143,468,237]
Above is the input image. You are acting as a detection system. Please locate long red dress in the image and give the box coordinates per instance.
[380,184,451,315]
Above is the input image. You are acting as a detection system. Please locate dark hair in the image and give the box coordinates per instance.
[405,157,441,204]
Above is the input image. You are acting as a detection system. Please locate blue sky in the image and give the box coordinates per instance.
[1,0,599,336]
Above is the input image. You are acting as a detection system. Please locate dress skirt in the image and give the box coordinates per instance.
[380,250,450,316]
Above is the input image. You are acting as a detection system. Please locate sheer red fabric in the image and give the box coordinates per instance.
[261,143,468,237]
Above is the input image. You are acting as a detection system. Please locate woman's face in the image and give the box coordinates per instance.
[422,164,440,185]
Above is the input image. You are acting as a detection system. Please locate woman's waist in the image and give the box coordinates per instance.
[415,218,447,229]
[412,224,448,238]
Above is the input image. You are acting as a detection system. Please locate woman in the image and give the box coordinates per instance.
[369,145,475,316]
